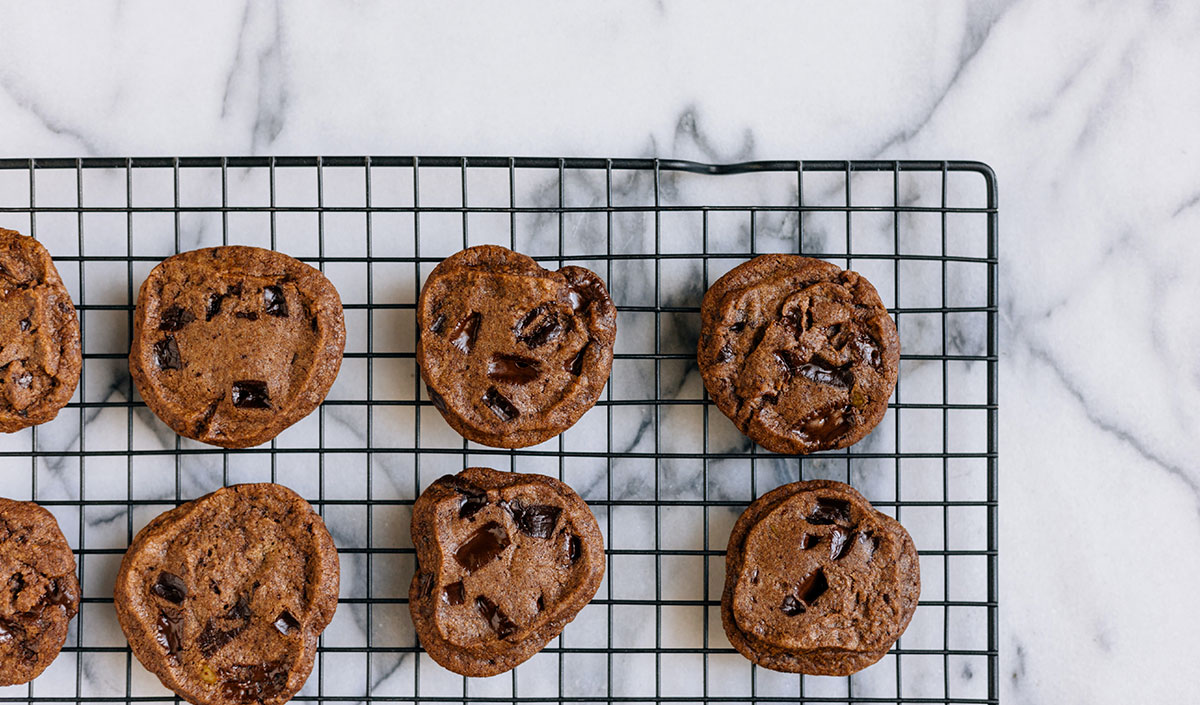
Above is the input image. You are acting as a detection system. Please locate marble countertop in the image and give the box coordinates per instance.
[1,1,1197,702]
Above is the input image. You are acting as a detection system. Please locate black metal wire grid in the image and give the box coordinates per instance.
[0,157,997,705]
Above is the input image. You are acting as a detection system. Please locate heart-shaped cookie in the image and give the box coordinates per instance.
[409,468,605,677]
[416,245,617,448]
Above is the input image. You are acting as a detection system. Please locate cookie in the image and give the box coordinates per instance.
[0,229,82,433]
[416,245,616,448]
[0,497,80,686]
[409,468,605,677]
[721,480,919,675]
[698,255,899,454]
[129,246,346,448]
[114,484,339,705]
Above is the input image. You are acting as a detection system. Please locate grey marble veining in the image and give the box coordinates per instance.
[1,0,1197,702]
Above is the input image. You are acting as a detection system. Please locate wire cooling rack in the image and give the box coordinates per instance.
[0,157,997,704]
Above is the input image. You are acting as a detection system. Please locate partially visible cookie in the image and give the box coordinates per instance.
[0,497,80,686]
[114,484,339,705]
[722,480,919,675]
[129,246,346,448]
[698,254,899,454]
[409,468,605,677]
[416,245,616,448]
[0,229,81,433]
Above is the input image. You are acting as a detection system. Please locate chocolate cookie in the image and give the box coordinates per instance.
[722,480,919,675]
[416,245,616,448]
[130,246,345,448]
[0,497,80,686]
[409,468,605,677]
[0,229,81,433]
[698,255,899,454]
[114,484,339,705]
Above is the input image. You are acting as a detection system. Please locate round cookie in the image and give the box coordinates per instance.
[409,468,605,677]
[721,480,919,675]
[130,246,345,448]
[416,245,616,448]
[0,497,80,686]
[698,255,899,454]
[114,484,339,705]
[0,229,82,433]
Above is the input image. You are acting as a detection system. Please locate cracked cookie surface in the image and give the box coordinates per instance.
[0,229,81,433]
[0,497,80,686]
[698,255,899,454]
[130,246,345,448]
[722,480,919,675]
[409,468,605,677]
[416,245,616,448]
[114,484,339,705]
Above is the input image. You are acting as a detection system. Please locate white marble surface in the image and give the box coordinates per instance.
[0,1,1197,702]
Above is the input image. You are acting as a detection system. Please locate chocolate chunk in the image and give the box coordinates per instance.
[716,343,734,363]
[566,344,589,375]
[536,594,545,612]
[853,333,881,368]
[567,534,582,564]
[154,337,182,371]
[487,353,542,384]
[808,497,852,526]
[503,499,561,539]
[474,596,518,639]
[205,293,224,321]
[792,405,854,447]
[234,311,259,321]
[456,487,487,520]
[442,581,465,606]
[795,568,829,606]
[429,313,446,334]
[226,593,252,621]
[158,306,195,332]
[797,360,853,388]
[263,286,289,317]
[150,571,187,604]
[450,312,481,354]
[231,380,271,409]
[515,304,563,348]
[219,660,289,704]
[273,610,300,635]
[198,594,252,657]
[195,624,230,656]
[18,318,30,332]
[780,594,805,616]
[155,609,184,658]
[483,387,519,422]
[798,533,819,550]
[829,527,852,560]
[454,521,510,573]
